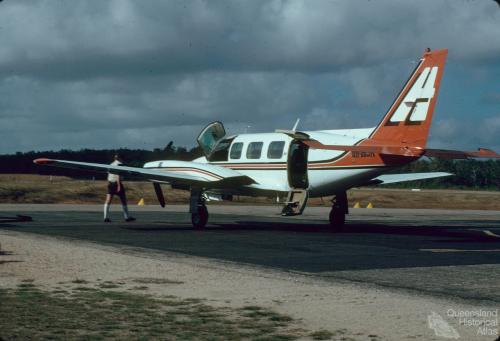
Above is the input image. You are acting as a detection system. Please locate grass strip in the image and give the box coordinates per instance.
[0,283,336,341]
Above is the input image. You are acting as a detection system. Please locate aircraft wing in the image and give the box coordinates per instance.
[33,158,255,188]
[367,172,453,185]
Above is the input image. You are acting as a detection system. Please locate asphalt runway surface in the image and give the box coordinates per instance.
[1,205,500,303]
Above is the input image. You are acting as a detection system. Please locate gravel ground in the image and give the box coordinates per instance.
[0,230,498,341]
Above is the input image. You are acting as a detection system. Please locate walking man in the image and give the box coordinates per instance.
[103,154,135,223]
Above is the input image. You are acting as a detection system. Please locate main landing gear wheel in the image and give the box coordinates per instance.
[329,191,348,232]
[329,207,345,232]
[191,205,208,229]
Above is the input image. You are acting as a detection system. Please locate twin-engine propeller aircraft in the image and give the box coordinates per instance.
[34,49,499,229]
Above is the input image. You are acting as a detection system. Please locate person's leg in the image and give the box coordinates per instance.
[118,187,134,221]
[104,182,117,222]
[104,194,113,222]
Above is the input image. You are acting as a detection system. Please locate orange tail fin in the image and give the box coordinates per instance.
[367,48,448,148]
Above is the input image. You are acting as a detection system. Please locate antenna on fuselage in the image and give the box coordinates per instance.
[292,118,300,131]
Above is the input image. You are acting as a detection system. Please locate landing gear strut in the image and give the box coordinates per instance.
[190,189,208,228]
[329,191,348,231]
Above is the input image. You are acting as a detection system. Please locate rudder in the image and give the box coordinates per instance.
[368,48,448,148]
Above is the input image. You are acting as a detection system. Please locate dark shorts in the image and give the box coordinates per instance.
[107,182,125,196]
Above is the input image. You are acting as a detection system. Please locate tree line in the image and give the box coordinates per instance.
[0,142,202,180]
[390,158,500,190]
[0,143,498,189]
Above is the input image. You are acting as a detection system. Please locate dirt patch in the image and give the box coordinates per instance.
[1,174,499,210]
[345,188,500,210]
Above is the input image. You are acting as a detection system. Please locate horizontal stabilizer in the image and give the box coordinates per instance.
[424,148,500,159]
[303,140,422,157]
[369,172,453,185]
[304,140,500,159]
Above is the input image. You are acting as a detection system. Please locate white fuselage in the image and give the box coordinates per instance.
[144,127,398,198]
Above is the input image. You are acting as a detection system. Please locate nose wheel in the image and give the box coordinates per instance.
[191,204,208,228]
[190,189,209,228]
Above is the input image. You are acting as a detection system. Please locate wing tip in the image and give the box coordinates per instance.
[33,158,54,165]
[473,148,500,158]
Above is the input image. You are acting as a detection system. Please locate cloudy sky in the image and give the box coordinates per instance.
[0,0,499,154]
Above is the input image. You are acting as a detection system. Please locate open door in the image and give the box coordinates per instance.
[287,140,309,189]
[282,140,309,216]
[197,122,226,158]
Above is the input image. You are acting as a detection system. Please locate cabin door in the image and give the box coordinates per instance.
[287,139,309,189]
[283,139,309,216]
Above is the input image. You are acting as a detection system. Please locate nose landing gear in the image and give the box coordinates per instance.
[190,189,208,228]
[191,204,208,228]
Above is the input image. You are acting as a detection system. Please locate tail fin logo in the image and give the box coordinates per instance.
[388,66,438,124]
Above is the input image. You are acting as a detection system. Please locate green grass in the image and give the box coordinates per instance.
[0,283,335,341]
[129,286,149,291]
[310,329,335,340]
[132,277,184,285]
[98,281,122,289]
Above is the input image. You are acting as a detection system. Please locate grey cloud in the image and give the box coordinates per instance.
[0,0,499,153]
[482,92,500,104]
[1,0,500,81]
[0,70,362,152]
[428,115,500,152]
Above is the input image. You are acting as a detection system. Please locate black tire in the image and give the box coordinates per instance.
[191,205,208,228]
[329,207,345,231]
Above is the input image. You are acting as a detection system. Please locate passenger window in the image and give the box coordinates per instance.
[267,141,285,159]
[246,142,263,159]
[230,142,243,159]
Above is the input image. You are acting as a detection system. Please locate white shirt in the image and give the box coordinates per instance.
[107,160,122,182]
